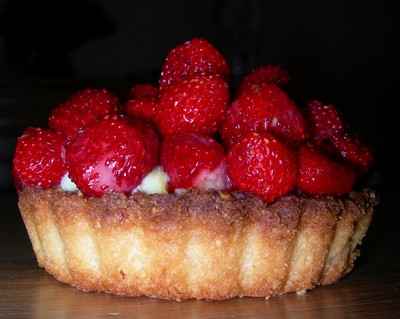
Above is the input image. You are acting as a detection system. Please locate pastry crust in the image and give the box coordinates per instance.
[18,188,377,300]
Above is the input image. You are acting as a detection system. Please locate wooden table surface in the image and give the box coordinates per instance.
[1,191,399,319]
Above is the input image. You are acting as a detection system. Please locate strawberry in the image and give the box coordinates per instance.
[161,133,228,191]
[227,132,297,203]
[159,38,230,90]
[66,116,158,197]
[127,118,160,171]
[13,128,66,188]
[157,75,229,136]
[331,135,374,171]
[307,100,345,145]
[49,88,118,140]
[298,145,356,195]
[221,84,307,148]
[129,83,159,99]
[237,65,289,96]
[125,98,159,122]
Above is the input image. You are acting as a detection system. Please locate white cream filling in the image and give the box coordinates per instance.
[60,164,229,195]
[60,173,79,192]
[133,166,169,194]
[193,162,230,191]
[60,167,169,195]
[174,188,188,196]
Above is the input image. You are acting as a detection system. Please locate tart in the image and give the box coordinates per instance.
[14,38,377,301]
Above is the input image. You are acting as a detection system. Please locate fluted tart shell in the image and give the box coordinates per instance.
[18,188,377,301]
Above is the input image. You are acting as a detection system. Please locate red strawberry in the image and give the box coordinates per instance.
[298,145,356,195]
[13,128,66,188]
[157,75,229,136]
[129,83,159,99]
[125,98,159,122]
[221,84,307,148]
[128,118,160,171]
[159,38,230,90]
[237,65,289,96]
[49,88,118,140]
[161,133,228,191]
[307,100,345,145]
[331,135,374,171]
[227,132,297,203]
[66,116,158,197]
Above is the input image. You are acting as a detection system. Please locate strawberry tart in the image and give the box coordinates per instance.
[14,38,377,300]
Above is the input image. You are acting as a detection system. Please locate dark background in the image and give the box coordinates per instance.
[0,1,394,200]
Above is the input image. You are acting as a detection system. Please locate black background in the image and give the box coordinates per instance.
[0,1,394,206]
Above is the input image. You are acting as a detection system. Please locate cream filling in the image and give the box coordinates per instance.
[193,162,230,191]
[133,166,169,194]
[60,164,228,195]
[60,166,169,195]
[60,173,79,192]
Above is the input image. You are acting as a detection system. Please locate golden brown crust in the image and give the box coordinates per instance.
[18,188,377,300]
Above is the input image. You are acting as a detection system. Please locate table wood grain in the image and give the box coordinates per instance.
[1,192,399,319]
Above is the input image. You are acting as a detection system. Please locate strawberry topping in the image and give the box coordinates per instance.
[127,118,160,172]
[161,133,227,191]
[66,116,158,197]
[14,38,374,201]
[227,133,297,203]
[157,75,229,136]
[13,128,66,188]
[160,38,230,89]
[332,135,374,171]
[238,65,289,96]
[307,100,345,145]
[129,83,159,99]
[221,84,307,148]
[125,98,159,123]
[298,145,356,195]
[49,88,118,140]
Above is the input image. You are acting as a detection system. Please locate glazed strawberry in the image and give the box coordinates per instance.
[49,88,118,140]
[307,100,345,145]
[227,132,297,203]
[332,135,374,171]
[159,38,230,89]
[221,84,307,148]
[129,83,159,99]
[298,145,356,195]
[66,116,158,197]
[13,128,66,188]
[125,98,159,122]
[157,75,229,136]
[128,118,160,171]
[161,133,228,191]
[237,65,289,96]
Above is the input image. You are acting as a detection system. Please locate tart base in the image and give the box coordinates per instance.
[18,188,376,301]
